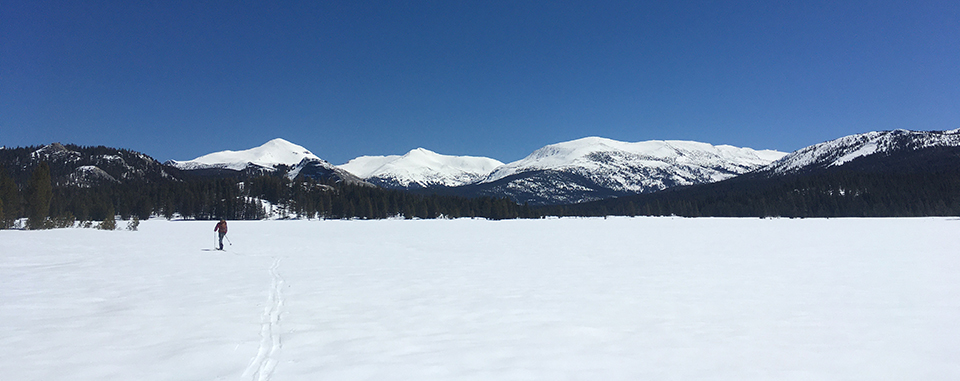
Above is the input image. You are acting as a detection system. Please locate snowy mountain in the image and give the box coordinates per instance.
[565,129,960,218]
[760,129,960,175]
[167,138,320,171]
[166,138,372,185]
[462,137,785,205]
[338,148,504,189]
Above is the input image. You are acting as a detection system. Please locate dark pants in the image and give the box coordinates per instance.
[219,232,226,250]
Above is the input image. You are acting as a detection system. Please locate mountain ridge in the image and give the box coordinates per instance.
[338,148,504,189]
[550,128,960,217]
[461,136,787,205]
[759,129,960,175]
[330,136,787,205]
[9,128,958,211]
[0,143,178,187]
[166,138,320,171]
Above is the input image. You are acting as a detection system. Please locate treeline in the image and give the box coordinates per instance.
[253,177,540,220]
[0,164,540,229]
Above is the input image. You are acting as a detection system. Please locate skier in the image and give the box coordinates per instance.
[214,219,228,250]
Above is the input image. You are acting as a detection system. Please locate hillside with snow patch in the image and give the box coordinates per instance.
[761,129,960,175]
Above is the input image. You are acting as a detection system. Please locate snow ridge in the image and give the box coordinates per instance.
[484,137,786,194]
[338,148,504,188]
[763,129,960,174]
[169,138,320,171]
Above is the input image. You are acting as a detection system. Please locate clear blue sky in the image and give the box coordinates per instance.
[3,1,958,164]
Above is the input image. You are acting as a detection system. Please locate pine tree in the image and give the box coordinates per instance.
[126,215,140,231]
[0,167,18,228]
[26,162,53,229]
[99,205,116,230]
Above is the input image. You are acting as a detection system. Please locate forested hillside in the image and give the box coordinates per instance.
[0,165,539,229]
[0,144,539,229]
[547,146,960,218]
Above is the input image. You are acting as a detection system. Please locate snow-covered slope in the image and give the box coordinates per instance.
[167,138,321,171]
[339,148,504,189]
[4,218,960,380]
[762,129,960,175]
[474,137,785,204]
[167,138,372,185]
[487,137,785,184]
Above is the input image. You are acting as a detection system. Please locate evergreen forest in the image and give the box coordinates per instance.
[0,166,540,229]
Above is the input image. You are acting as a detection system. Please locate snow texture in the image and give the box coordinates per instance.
[168,138,321,171]
[2,217,959,380]
[338,148,504,188]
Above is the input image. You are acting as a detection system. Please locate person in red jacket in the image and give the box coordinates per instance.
[214,219,228,250]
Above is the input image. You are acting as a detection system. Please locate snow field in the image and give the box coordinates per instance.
[2,217,959,380]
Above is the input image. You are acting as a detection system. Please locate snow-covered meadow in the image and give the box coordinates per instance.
[2,217,959,380]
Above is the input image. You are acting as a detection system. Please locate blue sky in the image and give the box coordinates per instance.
[3,1,958,164]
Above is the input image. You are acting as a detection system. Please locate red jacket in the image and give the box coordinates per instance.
[215,221,228,234]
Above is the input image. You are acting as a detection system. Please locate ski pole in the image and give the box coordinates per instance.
[225,235,232,246]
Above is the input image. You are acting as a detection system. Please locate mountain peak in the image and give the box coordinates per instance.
[262,137,300,149]
[338,148,504,189]
[168,138,321,171]
[402,147,438,159]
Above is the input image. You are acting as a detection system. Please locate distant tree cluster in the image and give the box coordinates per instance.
[243,176,539,220]
[0,166,19,228]
[546,164,960,218]
[0,164,539,229]
[26,162,53,229]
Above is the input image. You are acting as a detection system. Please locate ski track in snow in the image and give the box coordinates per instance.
[243,257,284,381]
